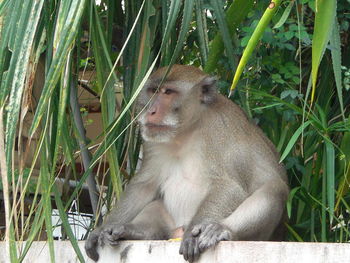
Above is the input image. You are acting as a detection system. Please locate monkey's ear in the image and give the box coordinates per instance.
[199,76,217,104]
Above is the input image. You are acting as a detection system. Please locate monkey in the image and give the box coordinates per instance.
[84,65,289,262]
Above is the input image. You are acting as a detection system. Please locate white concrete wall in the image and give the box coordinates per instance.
[0,241,350,263]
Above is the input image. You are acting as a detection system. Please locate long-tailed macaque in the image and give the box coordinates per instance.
[85,65,289,262]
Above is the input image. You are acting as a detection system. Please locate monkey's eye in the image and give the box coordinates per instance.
[148,87,158,94]
[164,89,175,95]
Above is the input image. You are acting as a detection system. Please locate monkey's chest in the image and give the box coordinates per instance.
[159,156,208,227]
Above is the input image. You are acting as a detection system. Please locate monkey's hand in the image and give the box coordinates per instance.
[179,228,200,263]
[99,223,145,246]
[85,224,146,261]
[191,222,233,252]
[85,228,101,262]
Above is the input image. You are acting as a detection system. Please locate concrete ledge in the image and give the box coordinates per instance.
[0,241,350,263]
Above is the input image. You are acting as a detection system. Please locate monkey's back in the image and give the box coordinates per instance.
[199,94,287,191]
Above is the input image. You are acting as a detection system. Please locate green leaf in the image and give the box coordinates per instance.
[325,140,335,225]
[230,0,283,94]
[160,0,182,52]
[287,187,301,218]
[209,0,236,70]
[3,0,44,171]
[311,0,336,102]
[168,0,195,66]
[285,223,304,242]
[204,0,254,73]
[273,0,295,29]
[29,0,87,136]
[195,0,209,65]
[280,120,312,162]
[53,185,85,262]
[330,18,345,120]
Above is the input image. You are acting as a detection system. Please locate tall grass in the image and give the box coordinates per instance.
[0,0,349,261]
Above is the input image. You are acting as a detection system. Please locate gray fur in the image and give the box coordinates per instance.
[85,65,289,262]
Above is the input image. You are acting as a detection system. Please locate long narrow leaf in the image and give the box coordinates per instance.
[168,0,195,66]
[4,0,44,168]
[160,0,182,52]
[280,120,312,162]
[273,0,294,29]
[325,140,335,225]
[311,0,336,102]
[65,54,160,208]
[204,0,254,73]
[330,18,345,120]
[209,0,236,69]
[230,0,282,94]
[29,0,87,136]
[195,0,209,65]
[53,185,85,263]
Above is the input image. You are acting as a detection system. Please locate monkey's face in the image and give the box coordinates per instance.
[137,84,182,143]
[137,65,218,143]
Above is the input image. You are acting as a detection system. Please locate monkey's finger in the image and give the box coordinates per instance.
[186,242,194,262]
[179,240,186,259]
[105,233,121,245]
[85,234,100,261]
[191,225,202,237]
[102,227,113,235]
[188,238,200,263]
[218,230,231,241]
[109,240,120,246]
[179,241,185,255]
[111,230,124,240]
[198,232,217,252]
[193,241,200,262]
[85,247,99,262]
[179,239,190,261]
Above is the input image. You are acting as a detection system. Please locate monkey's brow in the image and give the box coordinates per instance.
[153,77,178,85]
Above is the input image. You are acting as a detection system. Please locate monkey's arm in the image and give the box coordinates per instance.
[222,177,289,240]
[104,178,158,225]
[85,174,158,261]
[180,177,288,262]
[180,178,248,262]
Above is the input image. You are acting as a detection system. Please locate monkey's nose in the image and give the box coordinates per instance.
[148,106,157,115]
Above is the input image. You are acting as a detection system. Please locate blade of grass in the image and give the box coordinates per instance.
[160,0,182,52]
[285,223,304,242]
[287,187,301,218]
[310,0,336,103]
[195,0,209,65]
[204,0,254,73]
[3,0,44,170]
[0,0,10,15]
[325,140,335,225]
[321,150,327,241]
[90,3,122,198]
[40,148,55,263]
[279,120,312,162]
[70,73,100,215]
[18,202,45,261]
[65,54,160,208]
[101,0,145,99]
[209,0,237,70]
[29,0,87,136]
[53,185,85,262]
[335,130,350,211]
[330,18,345,120]
[168,0,195,66]
[273,0,295,29]
[0,106,11,260]
[229,0,282,94]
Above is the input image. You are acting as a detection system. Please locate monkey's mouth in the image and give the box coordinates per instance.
[145,123,173,131]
